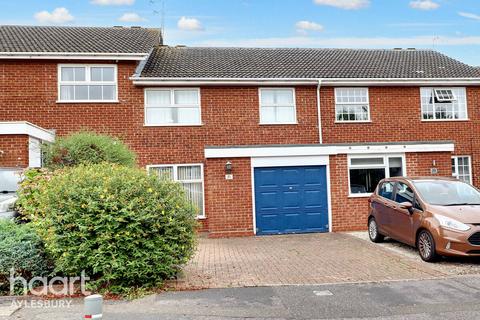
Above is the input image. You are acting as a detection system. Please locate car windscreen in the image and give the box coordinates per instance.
[413,180,480,206]
[0,169,21,192]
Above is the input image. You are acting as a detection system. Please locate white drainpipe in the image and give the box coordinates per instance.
[316,79,323,144]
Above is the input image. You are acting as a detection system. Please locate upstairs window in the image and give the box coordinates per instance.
[259,88,296,124]
[145,89,201,125]
[421,88,467,120]
[335,88,370,122]
[58,65,117,102]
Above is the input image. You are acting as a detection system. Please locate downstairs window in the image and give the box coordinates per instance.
[349,155,405,196]
[148,164,205,218]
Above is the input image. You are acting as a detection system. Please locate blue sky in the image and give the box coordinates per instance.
[1,0,480,65]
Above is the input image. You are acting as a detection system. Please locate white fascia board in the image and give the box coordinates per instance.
[0,122,55,142]
[132,77,480,86]
[0,52,148,61]
[205,143,455,158]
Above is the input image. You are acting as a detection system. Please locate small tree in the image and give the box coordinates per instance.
[30,163,197,294]
[42,131,136,169]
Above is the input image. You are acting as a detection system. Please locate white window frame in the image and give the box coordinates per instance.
[146,163,206,219]
[348,154,406,197]
[452,155,473,184]
[258,88,297,125]
[334,88,371,123]
[57,64,118,103]
[144,88,202,126]
[420,87,468,122]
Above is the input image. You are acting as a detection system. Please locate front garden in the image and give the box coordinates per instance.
[0,132,197,297]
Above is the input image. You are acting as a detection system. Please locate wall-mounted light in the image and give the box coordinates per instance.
[225,161,233,175]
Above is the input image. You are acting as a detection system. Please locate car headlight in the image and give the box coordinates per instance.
[434,214,470,232]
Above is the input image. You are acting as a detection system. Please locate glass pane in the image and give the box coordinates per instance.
[181,182,204,215]
[145,108,173,125]
[177,166,201,180]
[260,106,276,123]
[260,90,275,105]
[150,167,174,180]
[91,67,102,81]
[275,90,294,105]
[74,67,86,81]
[350,157,384,166]
[89,85,102,100]
[146,90,171,106]
[60,85,74,100]
[102,67,115,81]
[276,106,295,123]
[388,157,403,177]
[75,85,88,100]
[102,85,116,100]
[177,107,200,124]
[61,67,74,81]
[395,182,414,203]
[350,168,385,194]
[174,90,198,105]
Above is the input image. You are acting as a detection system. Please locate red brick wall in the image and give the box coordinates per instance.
[204,158,254,237]
[0,135,29,168]
[406,152,452,177]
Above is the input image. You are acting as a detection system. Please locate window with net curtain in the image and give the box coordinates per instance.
[452,156,472,184]
[335,88,370,122]
[259,89,296,124]
[149,165,204,217]
[59,65,117,102]
[145,89,201,125]
[420,88,467,120]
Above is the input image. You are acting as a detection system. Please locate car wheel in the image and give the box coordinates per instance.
[368,218,384,243]
[417,230,438,262]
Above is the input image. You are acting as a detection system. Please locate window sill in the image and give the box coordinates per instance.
[196,216,206,220]
[57,100,119,104]
[335,120,372,124]
[259,122,298,126]
[348,193,373,198]
[421,119,470,122]
[144,123,204,127]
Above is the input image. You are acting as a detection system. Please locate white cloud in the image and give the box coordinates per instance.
[91,0,134,6]
[296,21,324,33]
[118,12,146,22]
[313,0,369,10]
[196,35,480,48]
[34,7,74,24]
[458,12,480,21]
[409,0,440,10]
[177,17,204,31]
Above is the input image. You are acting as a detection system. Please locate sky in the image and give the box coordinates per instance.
[1,0,479,66]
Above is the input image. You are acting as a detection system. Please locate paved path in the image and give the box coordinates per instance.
[10,276,480,319]
[171,233,445,289]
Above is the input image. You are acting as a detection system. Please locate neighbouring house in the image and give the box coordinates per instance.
[1,26,480,237]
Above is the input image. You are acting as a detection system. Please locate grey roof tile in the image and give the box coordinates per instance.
[0,25,161,54]
[140,46,479,79]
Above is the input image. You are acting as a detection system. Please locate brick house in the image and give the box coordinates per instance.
[1,26,479,237]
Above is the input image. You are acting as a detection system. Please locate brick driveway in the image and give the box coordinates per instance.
[173,233,446,289]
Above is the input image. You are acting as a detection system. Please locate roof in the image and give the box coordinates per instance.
[0,25,161,55]
[139,46,480,79]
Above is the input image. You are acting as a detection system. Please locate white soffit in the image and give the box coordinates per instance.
[0,121,55,142]
[205,142,455,158]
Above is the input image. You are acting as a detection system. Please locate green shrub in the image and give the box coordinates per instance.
[30,163,197,294]
[42,131,136,169]
[0,220,51,295]
[15,168,51,221]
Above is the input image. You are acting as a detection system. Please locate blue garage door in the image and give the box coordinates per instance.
[254,166,329,235]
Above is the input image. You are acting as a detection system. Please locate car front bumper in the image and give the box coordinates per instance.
[434,227,480,257]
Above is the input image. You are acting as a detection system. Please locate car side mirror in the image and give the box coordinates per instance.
[399,201,414,214]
